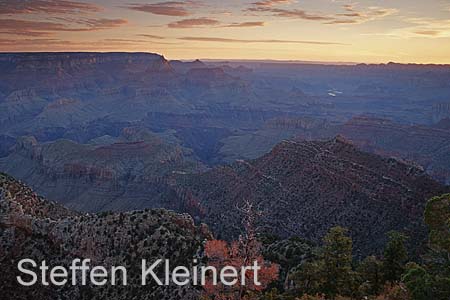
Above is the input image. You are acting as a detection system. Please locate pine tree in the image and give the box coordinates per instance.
[321,226,354,299]
[382,231,408,284]
[424,194,450,253]
[357,255,384,295]
[402,262,433,300]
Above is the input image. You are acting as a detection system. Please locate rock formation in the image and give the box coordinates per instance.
[0,172,210,300]
[175,138,448,257]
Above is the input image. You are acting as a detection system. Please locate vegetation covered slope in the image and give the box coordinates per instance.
[176,137,448,257]
[0,172,210,300]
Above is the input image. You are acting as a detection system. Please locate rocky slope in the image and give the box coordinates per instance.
[309,116,450,184]
[219,116,450,184]
[0,128,203,211]
[435,117,450,130]
[175,137,448,257]
[0,172,210,300]
[0,53,261,139]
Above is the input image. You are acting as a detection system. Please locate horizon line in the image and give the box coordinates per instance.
[1,51,450,66]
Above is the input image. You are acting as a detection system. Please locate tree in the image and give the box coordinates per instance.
[321,226,354,299]
[424,194,450,253]
[290,259,325,296]
[256,288,286,300]
[298,295,326,300]
[358,255,384,296]
[382,231,408,284]
[202,201,279,300]
[401,263,433,300]
[409,194,450,300]
[263,237,315,290]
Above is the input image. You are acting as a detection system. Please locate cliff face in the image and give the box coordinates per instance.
[0,128,203,212]
[175,138,448,257]
[316,116,450,184]
[433,103,450,123]
[0,52,172,76]
[0,53,174,104]
[0,172,210,300]
[0,52,262,144]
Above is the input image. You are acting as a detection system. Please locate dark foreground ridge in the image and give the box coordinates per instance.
[0,172,211,300]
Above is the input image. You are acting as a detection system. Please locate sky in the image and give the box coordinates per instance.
[1,0,450,63]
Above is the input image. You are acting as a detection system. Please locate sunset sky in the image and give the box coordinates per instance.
[1,0,450,63]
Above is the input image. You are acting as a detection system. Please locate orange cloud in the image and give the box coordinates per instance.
[126,1,200,17]
[223,21,265,28]
[0,38,61,45]
[138,34,166,39]
[103,38,176,44]
[337,12,363,18]
[247,7,333,21]
[179,36,347,45]
[76,18,128,30]
[251,0,293,7]
[330,5,397,25]
[167,19,265,29]
[0,0,101,15]
[247,3,396,25]
[325,19,359,25]
[403,17,450,38]
[168,17,220,28]
[0,37,174,51]
[0,18,127,36]
[414,30,440,36]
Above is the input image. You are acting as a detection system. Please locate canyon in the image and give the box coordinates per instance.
[1,52,450,254]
